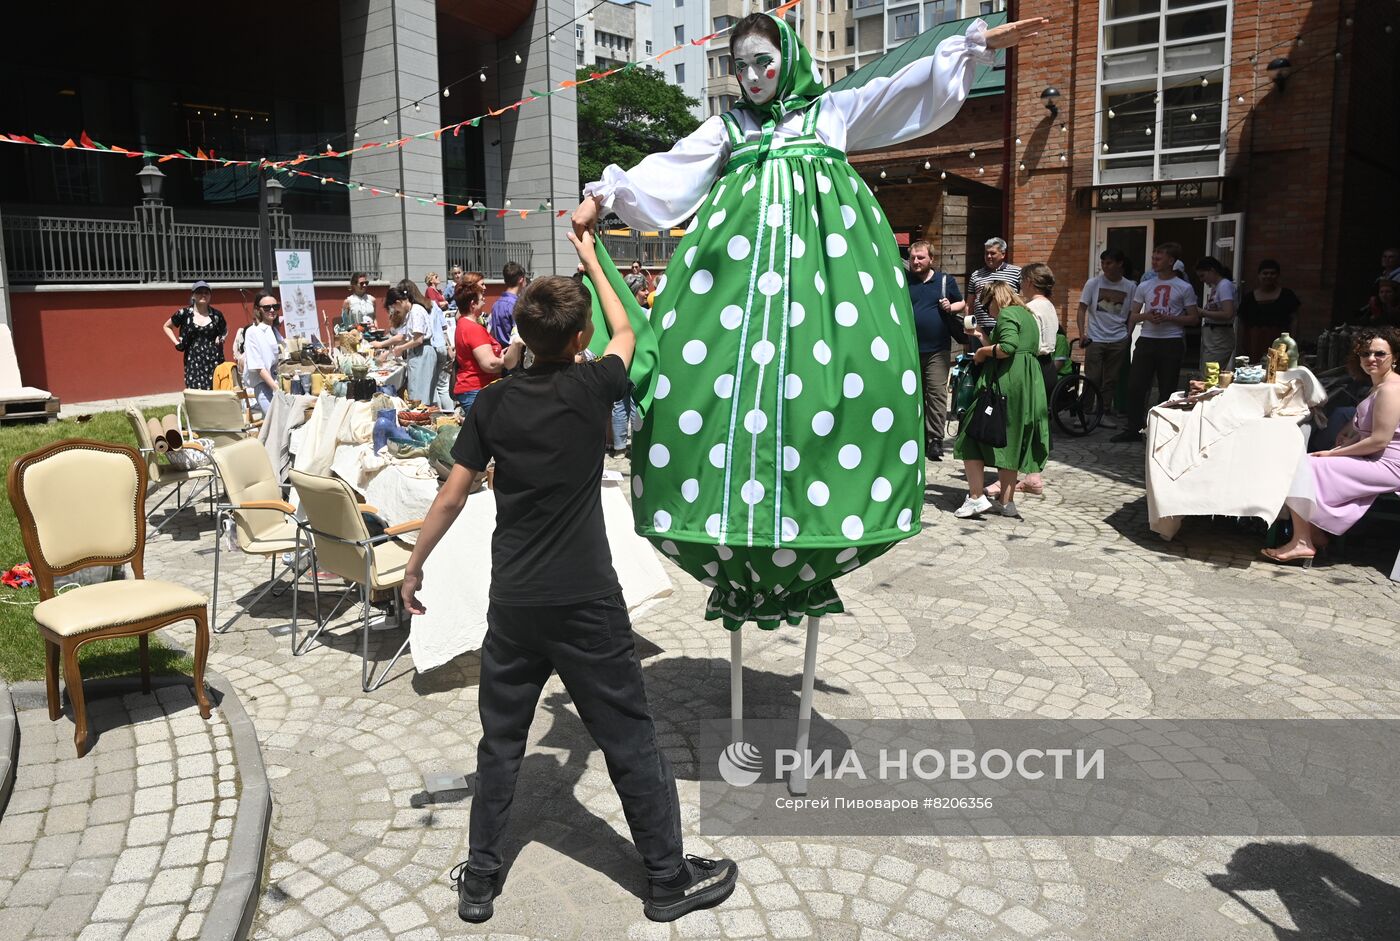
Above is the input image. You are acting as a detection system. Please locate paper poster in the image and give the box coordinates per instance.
[274,249,319,339]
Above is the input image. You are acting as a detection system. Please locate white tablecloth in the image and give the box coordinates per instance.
[410,481,673,671]
[1146,373,1323,540]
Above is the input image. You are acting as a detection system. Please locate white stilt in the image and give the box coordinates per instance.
[730,629,744,745]
[787,615,822,796]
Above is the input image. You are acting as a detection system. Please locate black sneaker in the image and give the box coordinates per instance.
[644,855,739,922]
[451,861,497,923]
[1109,430,1142,443]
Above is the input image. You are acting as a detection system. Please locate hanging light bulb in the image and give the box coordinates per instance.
[1201,76,1209,87]
[1189,112,1198,122]
[1153,93,1161,103]
[1018,161,1026,171]
[923,160,931,170]
[873,185,879,193]
[414,102,420,112]
[515,52,522,64]
[905,177,912,185]
[549,32,555,42]
[1014,137,1022,145]
[1145,127,1153,136]
[479,72,487,82]
[968,150,976,159]
[977,166,985,175]
[1101,143,1109,153]
[1060,153,1068,162]
[1108,108,1116,119]
[382,116,389,125]
[354,131,361,138]
[443,87,451,97]
[879,169,886,179]
[939,171,947,180]
[1237,95,1245,104]
[505,198,512,208]
[1061,123,1068,133]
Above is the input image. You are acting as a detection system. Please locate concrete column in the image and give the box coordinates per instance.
[341,0,446,281]
[497,0,579,277]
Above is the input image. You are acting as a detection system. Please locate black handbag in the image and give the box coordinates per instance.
[965,372,1008,448]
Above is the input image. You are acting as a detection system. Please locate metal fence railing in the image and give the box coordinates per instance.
[599,230,682,268]
[2,215,148,283]
[2,212,383,285]
[445,235,534,277]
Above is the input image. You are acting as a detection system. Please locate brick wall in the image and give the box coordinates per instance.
[855,0,1392,343]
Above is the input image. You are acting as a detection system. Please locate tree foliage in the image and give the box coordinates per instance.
[576,65,702,197]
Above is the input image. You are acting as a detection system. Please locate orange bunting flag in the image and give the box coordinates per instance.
[195,148,208,160]
[158,153,179,163]
[775,0,802,13]
[655,45,681,61]
[520,210,529,220]
[559,79,578,89]
[433,129,443,140]
[61,139,77,149]
[455,204,469,214]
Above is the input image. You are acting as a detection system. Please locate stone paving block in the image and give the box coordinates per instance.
[75,923,128,941]
[91,881,147,921]
[30,832,81,869]
[145,866,200,906]
[159,832,208,868]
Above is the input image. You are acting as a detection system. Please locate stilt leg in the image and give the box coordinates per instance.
[787,615,821,797]
[730,629,744,745]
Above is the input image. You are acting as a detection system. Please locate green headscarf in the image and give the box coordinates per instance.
[734,13,824,127]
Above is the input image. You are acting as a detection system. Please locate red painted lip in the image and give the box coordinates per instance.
[750,87,761,93]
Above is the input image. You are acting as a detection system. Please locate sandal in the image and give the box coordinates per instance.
[1015,480,1045,496]
[1259,548,1315,568]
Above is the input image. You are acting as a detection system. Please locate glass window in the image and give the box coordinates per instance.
[925,1,953,25]
[1096,0,1231,184]
[713,15,737,31]
[1104,18,1158,50]
[674,25,685,44]
[891,12,919,41]
[575,24,584,39]
[675,63,686,84]
[645,40,653,56]
[1105,0,1160,19]
[845,26,855,46]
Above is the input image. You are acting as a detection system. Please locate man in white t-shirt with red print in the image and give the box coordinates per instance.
[1111,241,1202,443]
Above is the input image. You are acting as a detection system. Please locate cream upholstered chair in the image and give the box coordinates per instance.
[7,440,211,757]
[289,469,421,691]
[125,406,216,534]
[209,438,305,633]
[184,388,260,450]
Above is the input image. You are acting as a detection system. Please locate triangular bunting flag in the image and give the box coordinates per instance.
[496,209,509,218]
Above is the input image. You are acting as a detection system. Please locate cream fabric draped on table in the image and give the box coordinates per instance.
[1146,370,1326,540]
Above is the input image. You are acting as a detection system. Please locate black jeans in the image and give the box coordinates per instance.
[468,593,686,882]
[1125,336,1186,431]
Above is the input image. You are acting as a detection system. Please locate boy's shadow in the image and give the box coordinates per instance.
[1207,842,1400,940]
[489,655,850,900]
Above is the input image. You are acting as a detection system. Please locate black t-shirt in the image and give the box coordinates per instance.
[909,271,965,353]
[451,353,629,606]
[1237,288,1301,328]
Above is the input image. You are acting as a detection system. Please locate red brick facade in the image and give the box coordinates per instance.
[865,0,1400,342]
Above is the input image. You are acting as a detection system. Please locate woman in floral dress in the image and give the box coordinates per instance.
[574,11,1044,629]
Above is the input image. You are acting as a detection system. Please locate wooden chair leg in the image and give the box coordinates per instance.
[44,639,60,721]
[139,634,151,694]
[190,610,212,720]
[60,640,89,757]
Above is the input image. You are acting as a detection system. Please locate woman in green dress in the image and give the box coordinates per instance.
[573,12,1045,629]
[953,281,1051,519]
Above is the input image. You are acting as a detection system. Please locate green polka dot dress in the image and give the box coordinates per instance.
[585,14,997,630]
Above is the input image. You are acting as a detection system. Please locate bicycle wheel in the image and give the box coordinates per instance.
[1051,372,1104,436]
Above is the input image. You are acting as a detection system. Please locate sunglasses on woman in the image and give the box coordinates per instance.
[258,304,281,312]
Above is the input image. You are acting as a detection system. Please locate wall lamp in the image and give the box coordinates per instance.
[1267,57,1292,92]
[1040,87,1061,120]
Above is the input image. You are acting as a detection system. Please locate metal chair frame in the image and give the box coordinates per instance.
[290,522,420,692]
[209,500,310,634]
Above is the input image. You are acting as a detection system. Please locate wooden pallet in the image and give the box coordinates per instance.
[0,395,60,424]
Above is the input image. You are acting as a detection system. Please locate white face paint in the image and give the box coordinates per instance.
[734,34,782,107]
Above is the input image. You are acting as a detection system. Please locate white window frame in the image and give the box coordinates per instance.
[1088,206,1245,283]
[1094,0,1234,186]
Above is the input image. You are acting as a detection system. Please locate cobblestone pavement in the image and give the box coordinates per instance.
[0,686,238,941]
[141,431,1400,940]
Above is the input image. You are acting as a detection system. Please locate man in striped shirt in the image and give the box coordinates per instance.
[967,238,1023,335]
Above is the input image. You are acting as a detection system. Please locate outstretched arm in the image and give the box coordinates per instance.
[833,17,1047,153]
[402,463,482,615]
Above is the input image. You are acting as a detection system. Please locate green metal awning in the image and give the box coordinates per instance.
[826,11,1007,98]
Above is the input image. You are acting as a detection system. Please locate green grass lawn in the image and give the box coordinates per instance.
[0,408,193,683]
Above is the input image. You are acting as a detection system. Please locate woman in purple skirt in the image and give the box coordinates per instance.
[1264,327,1400,566]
